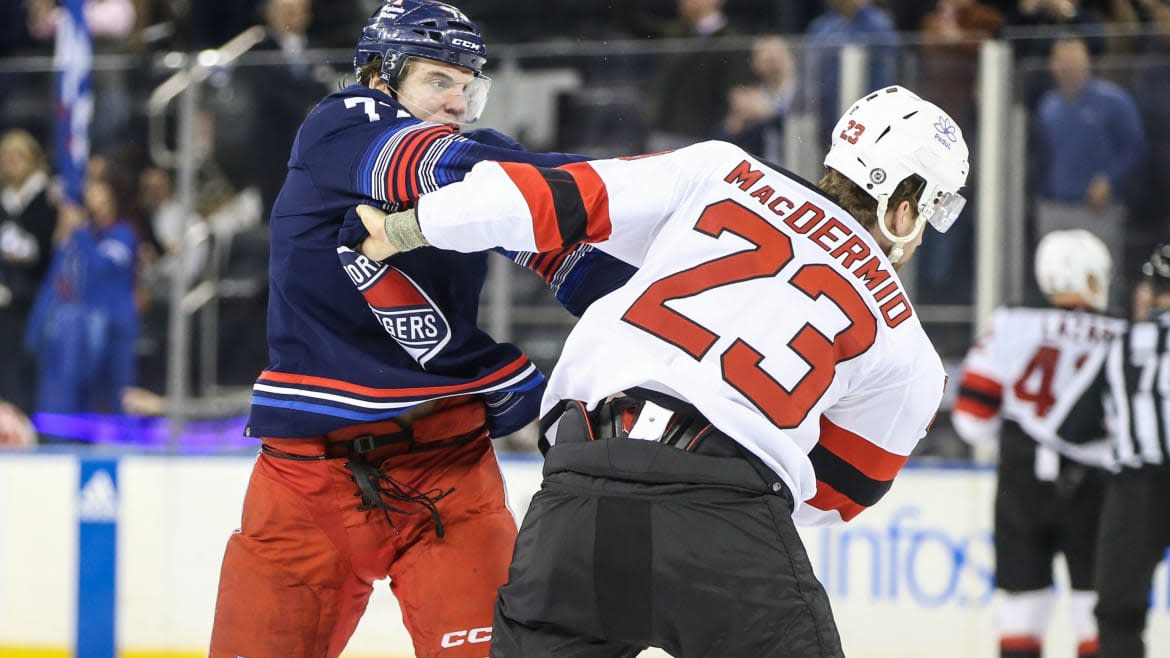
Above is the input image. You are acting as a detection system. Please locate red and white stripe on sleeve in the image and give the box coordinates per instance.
[416,160,613,253]
[415,141,741,259]
[952,334,1005,445]
[804,415,910,522]
[495,162,612,251]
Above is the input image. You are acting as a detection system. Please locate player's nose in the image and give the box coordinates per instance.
[445,92,467,115]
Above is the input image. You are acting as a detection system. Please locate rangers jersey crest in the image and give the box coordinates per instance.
[339,246,451,366]
[247,83,633,438]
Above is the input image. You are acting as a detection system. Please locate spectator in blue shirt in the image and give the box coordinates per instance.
[803,0,900,143]
[25,163,139,416]
[1033,35,1145,274]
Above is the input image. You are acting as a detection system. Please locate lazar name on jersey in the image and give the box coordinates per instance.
[412,140,947,526]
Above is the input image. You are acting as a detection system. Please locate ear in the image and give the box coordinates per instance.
[888,199,915,236]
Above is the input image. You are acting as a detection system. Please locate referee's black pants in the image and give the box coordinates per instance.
[1094,467,1170,658]
[490,436,844,658]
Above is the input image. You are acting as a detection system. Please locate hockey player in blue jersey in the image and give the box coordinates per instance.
[208,2,633,657]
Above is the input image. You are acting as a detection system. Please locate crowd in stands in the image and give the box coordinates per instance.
[0,0,1167,450]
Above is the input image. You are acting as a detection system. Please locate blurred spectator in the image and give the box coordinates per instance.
[1095,0,1166,56]
[133,165,211,394]
[1002,0,1108,109]
[24,162,139,416]
[255,0,330,82]
[920,0,1005,132]
[0,0,36,55]
[886,0,944,30]
[1117,0,1170,33]
[1032,35,1145,275]
[26,0,136,41]
[717,34,797,164]
[182,107,264,240]
[221,0,333,215]
[137,165,207,285]
[0,130,56,415]
[803,0,901,143]
[138,165,178,254]
[177,0,263,49]
[28,0,138,153]
[615,0,753,150]
[0,400,36,447]
[1127,0,1170,272]
[914,0,1004,304]
[173,105,267,390]
[1002,0,1108,58]
[305,0,367,48]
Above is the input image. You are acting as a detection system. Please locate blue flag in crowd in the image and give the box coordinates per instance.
[53,0,93,205]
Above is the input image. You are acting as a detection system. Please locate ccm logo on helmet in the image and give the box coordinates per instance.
[450,37,480,50]
[440,626,492,648]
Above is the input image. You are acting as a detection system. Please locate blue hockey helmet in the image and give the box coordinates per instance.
[354,0,487,85]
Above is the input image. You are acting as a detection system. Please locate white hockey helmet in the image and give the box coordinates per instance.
[1034,229,1112,312]
[823,86,970,263]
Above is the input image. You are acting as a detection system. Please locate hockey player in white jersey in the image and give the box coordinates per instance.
[953,229,1124,658]
[356,85,969,657]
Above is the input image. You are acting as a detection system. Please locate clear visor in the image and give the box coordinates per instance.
[461,74,491,124]
[923,191,966,233]
[390,63,492,126]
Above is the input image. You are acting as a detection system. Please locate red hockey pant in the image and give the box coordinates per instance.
[209,399,517,658]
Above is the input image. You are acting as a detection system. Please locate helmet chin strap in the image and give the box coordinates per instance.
[875,194,926,265]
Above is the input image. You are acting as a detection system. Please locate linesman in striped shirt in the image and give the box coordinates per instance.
[1073,243,1170,658]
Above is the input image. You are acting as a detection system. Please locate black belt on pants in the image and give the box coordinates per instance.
[539,388,789,500]
[540,387,734,454]
[259,428,480,539]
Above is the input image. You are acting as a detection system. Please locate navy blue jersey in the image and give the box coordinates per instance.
[248,84,632,437]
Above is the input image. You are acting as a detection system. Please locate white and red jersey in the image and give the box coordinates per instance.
[413,141,946,525]
[953,307,1124,466]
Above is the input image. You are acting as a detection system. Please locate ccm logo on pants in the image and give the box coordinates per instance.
[441,627,492,648]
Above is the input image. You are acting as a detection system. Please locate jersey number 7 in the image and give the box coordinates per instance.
[621,199,878,429]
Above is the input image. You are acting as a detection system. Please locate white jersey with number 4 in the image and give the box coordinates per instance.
[413,141,946,525]
[953,307,1124,465]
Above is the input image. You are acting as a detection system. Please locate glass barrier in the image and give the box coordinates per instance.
[0,26,1165,453]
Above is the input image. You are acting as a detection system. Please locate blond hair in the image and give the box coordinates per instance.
[0,129,48,174]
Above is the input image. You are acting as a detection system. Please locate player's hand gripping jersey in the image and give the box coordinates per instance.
[401,140,947,525]
[249,84,633,438]
[954,308,1124,466]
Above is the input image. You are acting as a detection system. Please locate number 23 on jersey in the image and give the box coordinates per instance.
[621,199,878,429]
